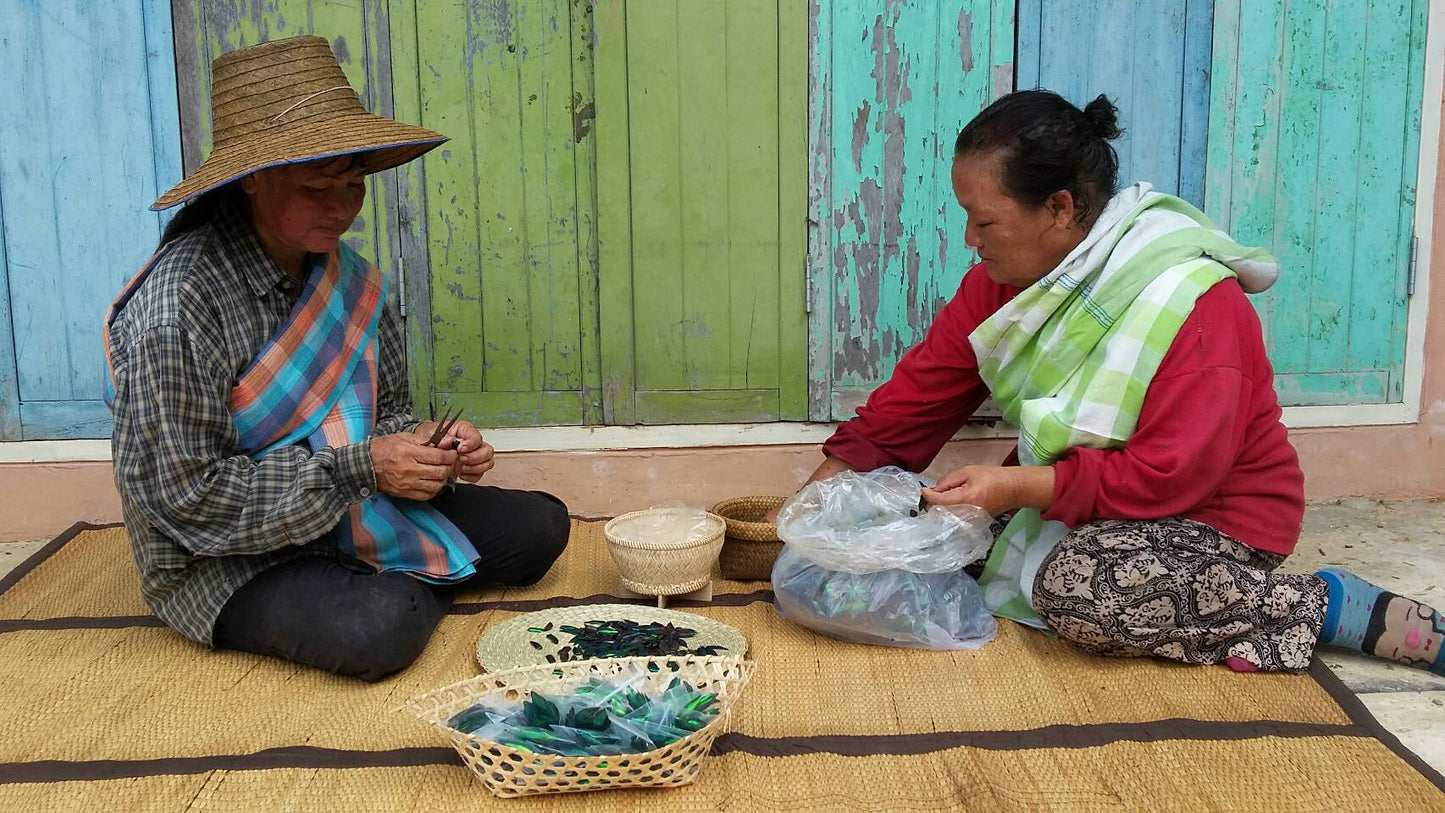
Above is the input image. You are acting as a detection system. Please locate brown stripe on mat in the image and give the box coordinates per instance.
[711,718,1364,758]
[0,717,1367,785]
[0,591,778,633]
[1308,659,1445,792]
[448,589,776,615]
[0,522,119,598]
[0,746,460,784]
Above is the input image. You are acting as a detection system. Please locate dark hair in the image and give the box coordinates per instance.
[157,182,243,248]
[953,90,1123,225]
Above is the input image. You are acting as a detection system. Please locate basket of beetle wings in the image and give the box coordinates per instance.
[400,655,756,797]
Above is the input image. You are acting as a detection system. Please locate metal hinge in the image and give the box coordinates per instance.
[805,281,813,313]
[397,255,408,318]
[1408,233,1419,297]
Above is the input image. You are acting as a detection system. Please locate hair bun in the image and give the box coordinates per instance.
[1083,94,1123,140]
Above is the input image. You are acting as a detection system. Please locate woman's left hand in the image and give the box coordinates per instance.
[921,465,1054,516]
[424,419,496,482]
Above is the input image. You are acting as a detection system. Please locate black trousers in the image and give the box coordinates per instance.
[213,484,569,682]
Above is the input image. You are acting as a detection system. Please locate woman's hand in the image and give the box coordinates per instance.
[370,433,457,500]
[921,464,1055,516]
[417,419,496,482]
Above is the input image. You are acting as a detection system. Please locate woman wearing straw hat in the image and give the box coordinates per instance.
[103,37,569,681]
[776,90,1445,677]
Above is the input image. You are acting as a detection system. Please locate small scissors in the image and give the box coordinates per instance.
[425,406,463,448]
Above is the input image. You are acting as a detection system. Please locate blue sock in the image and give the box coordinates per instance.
[1316,567,1381,648]
[1316,566,1445,675]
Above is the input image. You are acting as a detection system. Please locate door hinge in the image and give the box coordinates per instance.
[805,281,813,314]
[397,255,408,318]
[1408,233,1419,297]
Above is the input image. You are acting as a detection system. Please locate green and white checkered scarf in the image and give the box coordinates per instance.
[972,183,1279,628]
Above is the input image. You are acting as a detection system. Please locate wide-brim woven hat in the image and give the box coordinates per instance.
[152,35,446,210]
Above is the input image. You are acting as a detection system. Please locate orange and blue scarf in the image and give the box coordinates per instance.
[105,243,479,583]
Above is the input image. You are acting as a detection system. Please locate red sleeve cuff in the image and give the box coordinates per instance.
[1041,448,1103,527]
[821,422,903,472]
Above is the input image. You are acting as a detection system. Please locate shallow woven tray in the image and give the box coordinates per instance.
[711,496,785,581]
[474,603,748,672]
[400,656,757,798]
[604,508,726,595]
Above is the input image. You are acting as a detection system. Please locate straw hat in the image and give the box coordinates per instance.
[152,35,446,210]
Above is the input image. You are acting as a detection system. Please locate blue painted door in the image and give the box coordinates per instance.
[1016,0,1214,206]
[1206,0,1427,405]
[808,0,1015,420]
[0,1,182,440]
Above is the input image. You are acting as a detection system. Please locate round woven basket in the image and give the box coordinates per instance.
[603,509,726,596]
[474,603,748,672]
[710,496,786,581]
[399,656,757,798]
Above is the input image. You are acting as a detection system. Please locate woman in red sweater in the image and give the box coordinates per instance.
[781,91,1444,676]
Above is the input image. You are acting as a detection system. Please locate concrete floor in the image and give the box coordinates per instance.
[1,501,1441,775]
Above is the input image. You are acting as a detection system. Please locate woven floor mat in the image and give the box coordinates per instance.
[0,524,1440,811]
[0,522,769,625]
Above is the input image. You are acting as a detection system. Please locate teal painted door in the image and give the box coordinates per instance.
[1016,0,1214,205]
[1206,0,1427,405]
[396,0,602,428]
[0,0,182,440]
[596,0,809,424]
[809,0,1014,420]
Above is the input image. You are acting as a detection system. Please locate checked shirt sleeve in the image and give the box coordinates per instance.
[111,324,376,557]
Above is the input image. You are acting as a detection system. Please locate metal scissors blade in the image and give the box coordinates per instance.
[425,406,462,447]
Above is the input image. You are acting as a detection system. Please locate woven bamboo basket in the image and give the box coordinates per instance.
[710,496,786,581]
[603,508,726,596]
[399,656,757,798]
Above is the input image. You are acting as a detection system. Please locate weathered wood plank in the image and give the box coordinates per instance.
[416,0,485,397]
[633,389,781,425]
[678,0,733,391]
[1178,0,1213,205]
[18,401,113,441]
[778,0,809,420]
[0,164,19,439]
[811,0,1009,419]
[1263,0,1323,376]
[1347,0,1417,377]
[725,0,782,393]
[625,0,687,393]
[435,390,587,429]
[569,0,605,425]
[1307,0,1367,376]
[595,0,637,424]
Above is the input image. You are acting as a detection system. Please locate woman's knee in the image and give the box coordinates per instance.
[503,493,570,586]
[326,576,447,681]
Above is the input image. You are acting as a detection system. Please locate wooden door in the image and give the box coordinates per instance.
[808,0,1014,420]
[1015,0,1214,206]
[595,0,809,424]
[395,0,602,427]
[1206,0,1427,405]
[0,0,182,439]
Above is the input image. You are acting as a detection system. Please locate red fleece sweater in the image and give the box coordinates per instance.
[823,264,1306,555]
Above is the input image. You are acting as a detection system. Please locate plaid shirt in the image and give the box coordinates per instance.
[107,202,416,644]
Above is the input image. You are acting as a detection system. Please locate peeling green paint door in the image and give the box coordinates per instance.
[397,0,601,426]
[595,0,809,424]
[1206,0,1427,406]
[808,0,1015,421]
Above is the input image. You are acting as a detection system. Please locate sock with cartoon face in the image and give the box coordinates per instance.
[1316,567,1444,675]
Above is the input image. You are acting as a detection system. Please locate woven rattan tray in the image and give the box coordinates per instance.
[400,656,756,797]
[475,603,748,672]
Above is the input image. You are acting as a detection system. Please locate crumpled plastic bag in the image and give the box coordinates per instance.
[772,466,998,650]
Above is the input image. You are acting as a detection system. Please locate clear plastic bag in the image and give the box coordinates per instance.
[772,467,998,650]
[446,666,723,757]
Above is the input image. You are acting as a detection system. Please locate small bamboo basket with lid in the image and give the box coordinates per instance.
[603,508,726,601]
[399,655,756,798]
[710,496,786,581]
